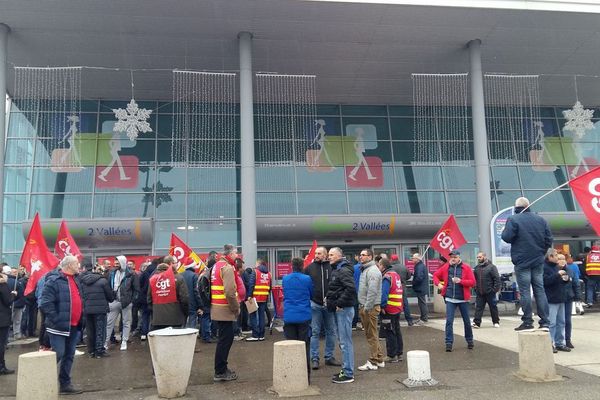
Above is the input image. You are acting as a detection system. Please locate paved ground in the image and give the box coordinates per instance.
[1,305,599,399]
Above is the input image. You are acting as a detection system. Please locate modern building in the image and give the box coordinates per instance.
[1,1,599,280]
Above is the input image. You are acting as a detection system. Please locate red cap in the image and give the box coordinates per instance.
[391,254,399,261]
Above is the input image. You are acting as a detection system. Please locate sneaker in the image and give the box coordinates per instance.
[566,341,574,349]
[384,356,399,363]
[74,350,85,356]
[233,334,245,341]
[414,319,426,326]
[213,369,238,382]
[332,372,354,384]
[538,324,550,332]
[95,352,110,358]
[140,335,147,341]
[397,353,404,362]
[493,323,500,328]
[311,360,319,370]
[0,367,15,375]
[445,344,453,352]
[471,322,480,329]
[59,384,83,395]
[358,360,378,371]
[555,345,571,352]
[407,320,414,327]
[325,357,341,366]
[245,337,260,342]
[552,346,558,354]
[120,341,127,351]
[468,342,474,350]
[258,337,265,341]
[514,323,535,332]
[376,361,385,368]
[242,330,252,335]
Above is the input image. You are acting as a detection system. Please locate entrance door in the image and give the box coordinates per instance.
[274,248,293,284]
[373,246,399,259]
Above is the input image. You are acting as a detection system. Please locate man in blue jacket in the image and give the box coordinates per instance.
[411,253,429,325]
[502,197,552,332]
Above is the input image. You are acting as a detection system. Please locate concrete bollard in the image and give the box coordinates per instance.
[148,327,198,398]
[17,351,58,400]
[515,331,562,382]
[269,340,319,397]
[401,350,438,387]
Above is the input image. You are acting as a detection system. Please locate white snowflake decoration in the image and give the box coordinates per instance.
[562,101,594,139]
[112,99,153,140]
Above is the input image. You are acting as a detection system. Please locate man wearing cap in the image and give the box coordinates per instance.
[181,257,201,329]
[390,254,414,326]
[433,250,476,352]
[501,197,552,332]
[411,253,429,325]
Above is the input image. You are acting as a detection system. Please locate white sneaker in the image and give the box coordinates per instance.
[120,341,127,351]
[140,335,147,341]
[74,350,84,356]
[376,361,385,368]
[245,337,260,342]
[494,323,500,328]
[358,360,378,371]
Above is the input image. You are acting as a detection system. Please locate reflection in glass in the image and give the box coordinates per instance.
[30,194,92,219]
[348,191,397,214]
[298,192,347,215]
[32,168,94,193]
[3,194,28,222]
[256,193,296,215]
[446,191,477,215]
[5,168,32,193]
[188,193,239,219]
[395,166,443,190]
[256,167,294,191]
[187,220,240,249]
[522,190,575,212]
[93,193,154,218]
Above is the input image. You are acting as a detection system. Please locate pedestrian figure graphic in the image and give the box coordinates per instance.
[98,133,130,182]
[348,127,375,181]
[312,119,335,168]
[59,115,82,166]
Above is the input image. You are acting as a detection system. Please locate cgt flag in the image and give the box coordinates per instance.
[429,215,467,259]
[169,233,202,273]
[20,213,60,296]
[55,220,83,261]
[569,166,600,236]
[304,240,318,268]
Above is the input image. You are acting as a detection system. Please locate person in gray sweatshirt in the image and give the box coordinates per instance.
[357,249,384,371]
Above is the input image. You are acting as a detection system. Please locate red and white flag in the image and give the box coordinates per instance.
[429,215,467,259]
[20,214,60,296]
[569,166,600,236]
[54,220,83,261]
[169,233,201,273]
[304,240,318,268]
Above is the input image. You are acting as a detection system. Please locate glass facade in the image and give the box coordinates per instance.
[4,101,595,264]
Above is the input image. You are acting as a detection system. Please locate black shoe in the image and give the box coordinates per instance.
[202,338,215,344]
[325,357,341,366]
[467,342,474,350]
[407,320,414,326]
[445,344,453,352]
[0,367,15,375]
[213,369,237,382]
[566,341,574,349]
[552,346,558,354]
[95,352,110,358]
[398,353,404,362]
[332,372,354,384]
[60,385,83,395]
[555,345,571,352]
[514,323,535,332]
[311,360,320,370]
[538,324,550,332]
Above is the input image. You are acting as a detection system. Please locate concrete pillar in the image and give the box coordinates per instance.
[269,340,319,397]
[515,331,562,382]
[0,24,10,257]
[17,351,58,400]
[401,350,438,387]
[238,31,257,265]
[468,39,493,256]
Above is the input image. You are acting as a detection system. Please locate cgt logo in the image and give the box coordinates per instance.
[155,277,171,291]
[57,240,72,256]
[590,177,600,213]
[436,229,456,252]
[173,246,185,261]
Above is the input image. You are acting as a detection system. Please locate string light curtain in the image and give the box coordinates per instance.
[484,74,541,165]
[412,73,471,166]
[254,73,317,166]
[171,71,237,167]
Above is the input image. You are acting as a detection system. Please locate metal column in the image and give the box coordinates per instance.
[0,24,10,258]
[238,32,257,264]
[468,39,493,255]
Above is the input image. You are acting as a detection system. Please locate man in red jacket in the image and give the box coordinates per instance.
[433,250,475,352]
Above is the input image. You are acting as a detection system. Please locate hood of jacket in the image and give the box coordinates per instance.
[156,263,170,273]
[80,271,104,285]
[116,255,127,270]
[258,264,269,273]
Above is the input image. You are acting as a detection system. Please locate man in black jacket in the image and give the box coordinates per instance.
[327,247,356,384]
[411,253,429,325]
[80,262,114,358]
[304,247,339,370]
[390,254,413,326]
[471,252,501,328]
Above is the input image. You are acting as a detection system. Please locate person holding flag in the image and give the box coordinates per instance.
[147,261,189,330]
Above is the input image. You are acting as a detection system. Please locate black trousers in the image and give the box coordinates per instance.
[381,313,403,357]
[473,292,500,325]
[25,304,38,337]
[283,321,311,379]
[0,326,9,369]
[416,293,428,321]
[214,321,234,375]
[239,302,249,331]
[38,311,50,348]
[86,314,107,355]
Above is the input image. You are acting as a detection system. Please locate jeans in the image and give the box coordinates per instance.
[38,311,50,348]
[564,301,573,343]
[11,307,24,339]
[473,292,500,325]
[381,313,403,357]
[416,293,428,321]
[309,301,336,361]
[334,306,354,378]
[250,302,267,338]
[48,327,80,388]
[359,305,383,364]
[214,321,234,375]
[201,311,213,341]
[548,303,566,347]
[515,263,549,326]
[402,291,413,323]
[283,321,311,379]
[239,302,250,331]
[85,314,107,355]
[586,277,600,304]
[445,301,473,345]
[140,304,151,336]
[105,301,132,346]
[186,312,199,329]
[0,326,8,369]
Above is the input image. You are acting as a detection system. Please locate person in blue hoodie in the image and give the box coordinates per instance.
[283,257,314,380]
[543,249,571,352]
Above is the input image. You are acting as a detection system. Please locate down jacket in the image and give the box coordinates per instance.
[501,207,553,268]
[40,269,84,336]
[79,271,114,315]
[326,259,356,310]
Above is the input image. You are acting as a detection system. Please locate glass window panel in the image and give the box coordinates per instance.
[30,194,92,219]
[4,167,32,193]
[97,113,156,139]
[188,193,239,219]
[341,105,387,116]
[488,141,516,162]
[152,192,185,219]
[298,192,347,215]
[94,193,154,218]
[157,114,173,138]
[316,105,340,115]
[347,167,396,190]
[490,166,520,190]
[100,100,156,112]
[519,166,568,190]
[388,106,413,117]
[0,253,21,266]
[94,166,156,193]
[296,167,346,190]
[446,191,477,215]
[4,194,28,222]
[442,166,475,189]
[187,220,241,249]
[523,190,575,212]
[188,168,238,191]
[157,102,173,114]
[398,191,446,213]
[8,112,37,138]
[5,139,34,165]
[494,190,522,211]
[343,117,389,140]
[3,224,25,252]
[33,138,54,166]
[390,118,414,140]
[95,137,155,166]
[348,191,397,214]
[395,166,442,190]
[32,168,94,193]
[438,141,473,164]
[455,216,478,242]
[154,221,186,249]
[256,167,294,191]
[256,193,296,215]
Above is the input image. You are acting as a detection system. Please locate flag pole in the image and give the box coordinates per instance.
[521,180,571,213]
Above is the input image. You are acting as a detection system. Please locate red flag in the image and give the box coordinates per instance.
[169,233,201,273]
[54,220,83,261]
[429,215,467,259]
[304,240,318,268]
[20,214,60,296]
[569,166,600,236]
